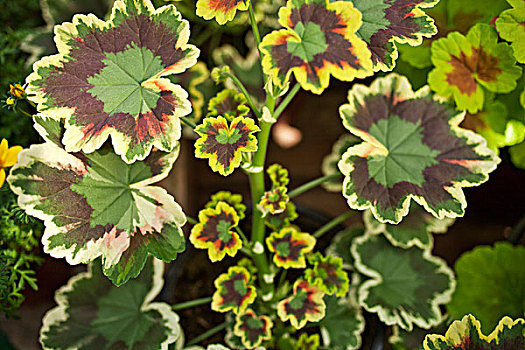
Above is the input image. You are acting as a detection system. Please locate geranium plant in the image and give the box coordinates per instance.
[1,0,524,348]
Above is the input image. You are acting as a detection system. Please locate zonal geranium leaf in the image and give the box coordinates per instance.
[297,333,320,349]
[363,204,454,249]
[496,0,525,64]
[205,191,246,220]
[190,202,241,262]
[260,0,372,94]
[339,73,500,224]
[428,23,522,113]
[305,252,349,297]
[207,89,250,121]
[8,143,185,286]
[265,201,299,232]
[423,314,525,350]
[195,116,260,176]
[257,187,289,217]
[40,257,182,349]
[322,134,360,193]
[212,266,256,315]
[233,308,273,349]
[319,293,365,350]
[33,114,64,147]
[446,242,525,333]
[26,0,199,164]
[278,279,326,329]
[349,0,439,72]
[267,163,289,188]
[351,233,454,331]
[266,227,316,269]
[196,0,249,25]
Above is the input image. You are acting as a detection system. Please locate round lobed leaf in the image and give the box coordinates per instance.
[260,0,373,94]
[26,0,200,163]
[190,202,242,262]
[205,191,246,220]
[266,226,316,269]
[339,73,500,224]
[233,308,273,349]
[305,252,349,297]
[195,116,260,176]
[277,279,326,329]
[428,23,522,114]
[40,257,181,349]
[207,89,250,121]
[351,232,455,331]
[196,0,249,25]
[8,143,186,286]
[496,0,525,63]
[212,266,256,315]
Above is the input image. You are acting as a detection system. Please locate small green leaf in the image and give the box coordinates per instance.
[266,227,316,269]
[496,0,525,63]
[212,266,256,314]
[233,308,273,349]
[205,191,246,220]
[305,252,349,297]
[195,116,260,176]
[277,279,326,329]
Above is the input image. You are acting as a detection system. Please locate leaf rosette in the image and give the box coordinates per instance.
[428,23,522,113]
[233,308,273,349]
[26,0,200,163]
[423,314,525,350]
[351,233,455,331]
[8,142,186,286]
[190,202,242,262]
[266,226,316,269]
[277,279,326,329]
[339,73,500,224]
[212,266,257,314]
[349,0,440,72]
[40,258,182,349]
[195,116,260,176]
[260,0,373,94]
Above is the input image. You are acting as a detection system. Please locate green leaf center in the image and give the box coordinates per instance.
[216,220,233,242]
[366,115,440,188]
[215,128,242,144]
[353,0,391,42]
[276,241,291,257]
[87,44,164,117]
[246,316,264,329]
[289,289,307,310]
[287,21,328,62]
[233,278,247,296]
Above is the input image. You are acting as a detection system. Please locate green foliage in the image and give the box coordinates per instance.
[0,189,43,318]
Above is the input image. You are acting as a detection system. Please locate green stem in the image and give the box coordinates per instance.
[248,1,264,74]
[288,173,342,198]
[313,211,356,238]
[171,296,212,311]
[248,97,276,297]
[273,83,300,120]
[15,105,32,118]
[235,226,250,247]
[180,116,197,129]
[224,72,261,118]
[186,321,229,346]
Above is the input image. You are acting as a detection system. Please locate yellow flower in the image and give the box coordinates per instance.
[6,97,16,106]
[0,139,23,187]
[9,83,25,98]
